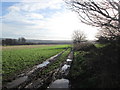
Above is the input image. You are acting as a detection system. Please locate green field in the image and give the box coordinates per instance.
[2,45,70,81]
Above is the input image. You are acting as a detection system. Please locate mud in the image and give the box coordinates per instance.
[3,48,73,89]
[6,76,28,88]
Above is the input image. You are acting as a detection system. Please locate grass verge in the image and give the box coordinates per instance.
[69,43,120,88]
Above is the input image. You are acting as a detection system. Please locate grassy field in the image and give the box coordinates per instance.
[2,45,70,81]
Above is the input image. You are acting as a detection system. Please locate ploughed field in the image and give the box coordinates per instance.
[2,45,70,83]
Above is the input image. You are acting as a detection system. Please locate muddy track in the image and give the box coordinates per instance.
[25,52,73,90]
[25,49,73,89]
[47,50,73,89]
[3,48,73,89]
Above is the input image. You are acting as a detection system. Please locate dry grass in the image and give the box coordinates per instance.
[2,45,57,50]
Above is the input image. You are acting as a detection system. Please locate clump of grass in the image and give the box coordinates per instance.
[74,43,96,51]
[94,43,109,48]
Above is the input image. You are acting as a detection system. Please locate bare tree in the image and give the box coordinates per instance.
[72,30,86,44]
[66,0,120,30]
[96,26,120,41]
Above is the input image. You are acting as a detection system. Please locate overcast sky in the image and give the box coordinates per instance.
[1,0,99,40]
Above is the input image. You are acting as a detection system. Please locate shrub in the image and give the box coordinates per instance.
[74,42,96,51]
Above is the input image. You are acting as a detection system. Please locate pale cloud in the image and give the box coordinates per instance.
[1,0,64,3]
[6,0,64,12]
[2,0,99,40]
[2,0,64,23]
[25,13,44,19]
[8,5,20,12]
[2,0,119,3]
[2,7,44,25]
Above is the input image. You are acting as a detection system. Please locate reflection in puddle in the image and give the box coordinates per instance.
[48,79,69,88]
[61,64,70,72]
[37,61,50,68]
[66,59,72,62]
[49,54,58,60]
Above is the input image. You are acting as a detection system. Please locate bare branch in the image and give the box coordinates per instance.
[66,0,120,29]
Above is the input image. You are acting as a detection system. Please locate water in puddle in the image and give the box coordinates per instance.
[66,59,72,62]
[48,79,69,88]
[61,64,70,72]
[37,61,50,68]
[6,76,28,88]
[27,61,50,75]
[49,54,58,60]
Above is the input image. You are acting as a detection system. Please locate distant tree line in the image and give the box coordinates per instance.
[2,37,31,46]
[2,37,72,46]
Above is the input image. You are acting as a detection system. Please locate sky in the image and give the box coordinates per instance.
[0,0,99,40]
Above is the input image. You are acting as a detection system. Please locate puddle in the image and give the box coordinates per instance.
[61,64,70,72]
[37,61,50,68]
[27,61,50,75]
[6,76,28,88]
[66,59,72,62]
[49,54,58,60]
[48,79,69,88]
